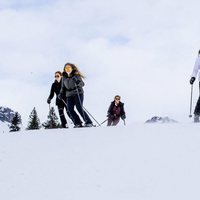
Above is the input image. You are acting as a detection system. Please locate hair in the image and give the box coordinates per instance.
[55,71,62,76]
[114,95,121,100]
[64,63,85,79]
[198,50,200,56]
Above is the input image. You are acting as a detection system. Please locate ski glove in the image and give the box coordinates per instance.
[121,115,126,120]
[107,113,111,118]
[107,114,114,119]
[190,77,196,85]
[72,76,81,84]
[47,98,51,104]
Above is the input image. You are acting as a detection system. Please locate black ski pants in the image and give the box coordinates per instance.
[66,94,92,125]
[57,104,72,127]
[194,82,200,115]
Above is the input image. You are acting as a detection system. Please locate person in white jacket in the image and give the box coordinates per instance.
[190,50,200,122]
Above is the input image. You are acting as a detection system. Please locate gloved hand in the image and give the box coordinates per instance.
[121,115,126,120]
[107,114,114,119]
[72,76,80,84]
[190,77,196,85]
[47,98,51,104]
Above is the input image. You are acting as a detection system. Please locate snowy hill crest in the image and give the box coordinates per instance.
[145,116,178,123]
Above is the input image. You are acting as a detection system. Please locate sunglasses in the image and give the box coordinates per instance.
[55,75,60,78]
[115,98,120,100]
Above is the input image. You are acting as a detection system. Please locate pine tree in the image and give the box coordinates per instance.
[27,107,41,130]
[9,112,22,132]
[42,107,60,129]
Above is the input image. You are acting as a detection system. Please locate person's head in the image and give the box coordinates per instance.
[64,63,85,78]
[198,50,200,56]
[114,95,121,104]
[55,71,62,82]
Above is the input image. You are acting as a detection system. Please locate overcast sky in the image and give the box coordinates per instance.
[0,0,200,125]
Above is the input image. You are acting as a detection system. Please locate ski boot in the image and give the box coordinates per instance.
[62,124,68,128]
[74,124,83,128]
[84,123,93,127]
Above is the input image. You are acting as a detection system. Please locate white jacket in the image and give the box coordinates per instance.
[191,56,200,81]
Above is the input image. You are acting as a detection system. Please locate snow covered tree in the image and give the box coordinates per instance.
[27,107,41,130]
[42,107,60,129]
[9,112,22,132]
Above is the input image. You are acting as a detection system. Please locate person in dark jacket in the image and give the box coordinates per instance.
[47,71,72,128]
[107,95,126,126]
[190,50,200,122]
[58,63,93,128]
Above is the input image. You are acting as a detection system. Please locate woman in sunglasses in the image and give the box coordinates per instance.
[107,95,126,126]
[58,63,93,128]
[47,71,72,128]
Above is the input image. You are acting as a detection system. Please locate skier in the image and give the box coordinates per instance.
[190,50,200,122]
[58,63,93,128]
[47,71,72,128]
[107,95,126,126]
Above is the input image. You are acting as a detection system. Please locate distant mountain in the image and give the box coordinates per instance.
[0,106,15,123]
[145,116,178,123]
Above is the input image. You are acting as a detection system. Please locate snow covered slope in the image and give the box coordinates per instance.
[0,121,9,133]
[0,124,200,200]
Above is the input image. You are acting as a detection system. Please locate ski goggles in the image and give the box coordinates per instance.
[65,66,72,70]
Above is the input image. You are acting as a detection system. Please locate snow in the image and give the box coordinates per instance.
[0,123,200,200]
[0,121,9,133]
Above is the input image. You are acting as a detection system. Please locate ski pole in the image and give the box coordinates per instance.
[189,84,193,118]
[75,83,101,126]
[100,118,108,125]
[74,83,87,122]
[61,99,74,125]
[82,106,101,126]
[61,99,68,108]
[123,119,126,126]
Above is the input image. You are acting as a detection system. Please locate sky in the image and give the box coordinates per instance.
[0,0,200,126]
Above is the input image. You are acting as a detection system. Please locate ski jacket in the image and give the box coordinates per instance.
[107,101,125,119]
[191,56,200,81]
[59,72,84,98]
[48,80,65,106]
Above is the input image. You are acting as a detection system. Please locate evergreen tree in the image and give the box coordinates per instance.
[9,112,22,132]
[27,107,41,130]
[42,107,60,129]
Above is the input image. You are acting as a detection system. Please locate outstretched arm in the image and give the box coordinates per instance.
[47,83,54,103]
[121,103,126,119]
[191,57,200,78]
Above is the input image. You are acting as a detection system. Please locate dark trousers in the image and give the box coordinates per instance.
[57,104,72,127]
[107,116,120,126]
[67,94,92,125]
[194,82,200,115]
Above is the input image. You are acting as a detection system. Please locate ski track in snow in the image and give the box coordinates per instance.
[0,123,200,200]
